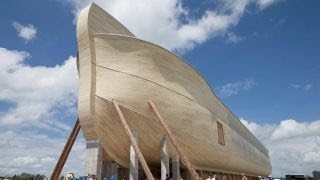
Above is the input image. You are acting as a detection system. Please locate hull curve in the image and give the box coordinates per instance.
[77,3,272,177]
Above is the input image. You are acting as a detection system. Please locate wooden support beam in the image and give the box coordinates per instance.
[148,100,200,180]
[51,118,81,180]
[113,100,154,180]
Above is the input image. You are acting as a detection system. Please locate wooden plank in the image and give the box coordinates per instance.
[113,100,154,180]
[50,118,81,180]
[148,100,200,180]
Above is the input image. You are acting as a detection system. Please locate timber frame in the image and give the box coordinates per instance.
[51,100,202,180]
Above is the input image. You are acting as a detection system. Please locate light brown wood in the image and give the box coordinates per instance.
[76,3,133,141]
[113,100,154,180]
[149,100,200,180]
[76,3,272,177]
[51,118,80,180]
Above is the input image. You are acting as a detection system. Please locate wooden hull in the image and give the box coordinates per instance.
[76,3,272,177]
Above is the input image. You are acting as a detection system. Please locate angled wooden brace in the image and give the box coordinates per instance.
[113,100,155,180]
[148,100,200,180]
[51,118,81,180]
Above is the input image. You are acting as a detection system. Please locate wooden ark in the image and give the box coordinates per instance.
[76,3,272,179]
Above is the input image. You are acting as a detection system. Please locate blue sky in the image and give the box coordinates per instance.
[0,0,319,177]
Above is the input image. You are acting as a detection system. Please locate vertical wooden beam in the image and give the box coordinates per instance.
[113,100,154,180]
[51,118,81,180]
[148,100,200,180]
[161,135,170,180]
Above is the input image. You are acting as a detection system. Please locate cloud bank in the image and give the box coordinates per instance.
[62,0,283,52]
[0,47,79,131]
[241,118,320,176]
[0,130,85,176]
[0,47,81,177]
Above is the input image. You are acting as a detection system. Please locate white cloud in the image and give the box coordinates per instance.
[61,0,283,52]
[41,157,56,163]
[0,130,85,177]
[12,156,38,165]
[217,79,255,97]
[240,118,320,176]
[304,151,320,163]
[271,119,320,140]
[0,47,78,130]
[291,83,313,92]
[226,32,245,44]
[240,118,277,148]
[257,0,284,10]
[0,47,81,177]
[12,22,37,42]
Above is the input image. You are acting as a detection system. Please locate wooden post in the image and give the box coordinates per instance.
[113,100,154,180]
[51,118,81,180]
[148,100,200,180]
